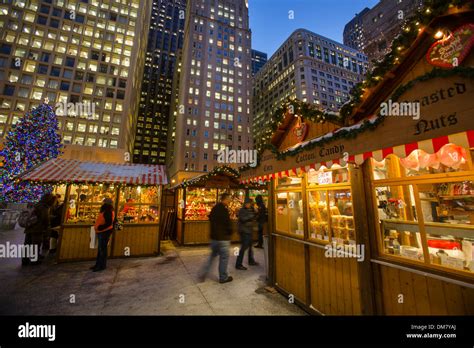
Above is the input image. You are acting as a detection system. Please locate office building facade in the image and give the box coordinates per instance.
[252,29,368,144]
[167,0,252,182]
[251,48,267,76]
[343,0,423,62]
[0,0,152,160]
[132,0,186,165]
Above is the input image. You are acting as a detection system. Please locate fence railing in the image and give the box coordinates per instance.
[0,209,21,231]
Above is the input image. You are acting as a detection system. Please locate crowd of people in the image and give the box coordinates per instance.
[21,193,115,272]
[21,193,63,266]
[199,193,268,283]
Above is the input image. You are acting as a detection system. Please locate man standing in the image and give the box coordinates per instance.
[235,198,258,270]
[254,195,267,249]
[199,193,233,283]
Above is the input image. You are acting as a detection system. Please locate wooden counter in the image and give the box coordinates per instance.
[111,223,160,257]
[57,223,160,262]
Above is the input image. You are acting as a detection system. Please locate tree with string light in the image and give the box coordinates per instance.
[0,100,62,203]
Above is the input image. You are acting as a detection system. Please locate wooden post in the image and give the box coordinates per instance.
[110,185,121,257]
[157,185,162,255]
[56,184,71,263]
[350,163,376,315]
[268,178,276,285]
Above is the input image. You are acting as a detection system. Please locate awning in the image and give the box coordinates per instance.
[19,158,168,185]
[240,130,474,184]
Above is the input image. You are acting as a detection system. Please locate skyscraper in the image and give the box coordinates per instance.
[167,0,252,183]
[0,0,152,162]
[251,49,267,76]
[252,29,368,145]
[132,0,186,165]
[343,0,423,63]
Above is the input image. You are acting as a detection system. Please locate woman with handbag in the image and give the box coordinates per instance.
[90,198,115,272]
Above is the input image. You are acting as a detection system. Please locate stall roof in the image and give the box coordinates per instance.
[19,158,168,185]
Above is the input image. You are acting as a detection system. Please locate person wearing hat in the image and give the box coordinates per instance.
[235,197,259,270]
[91,197,115,272]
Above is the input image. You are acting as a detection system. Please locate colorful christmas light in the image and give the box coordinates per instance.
[0,102,62,203]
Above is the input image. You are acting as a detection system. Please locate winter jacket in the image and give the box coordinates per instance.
[94,206,115,233]
[238,207,255,234]
[50,203,63,228]
[209,203,232,240]
[256,203,268,224]
[24,202,50,236]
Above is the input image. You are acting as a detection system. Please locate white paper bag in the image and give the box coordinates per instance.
[90,226,98,249]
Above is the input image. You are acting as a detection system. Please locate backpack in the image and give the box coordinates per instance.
[18,208,38,228]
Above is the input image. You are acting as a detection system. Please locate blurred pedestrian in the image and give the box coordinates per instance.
[254,195,268,249]
[236,198,258,270]
[90,198,115,272]
[199,193,233,283]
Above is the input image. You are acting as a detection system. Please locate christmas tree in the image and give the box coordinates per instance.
[0,101,62,203]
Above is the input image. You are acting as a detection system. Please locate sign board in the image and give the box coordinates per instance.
[427,24,474,68]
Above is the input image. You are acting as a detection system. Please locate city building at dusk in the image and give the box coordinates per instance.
[252,29,368,145]
[132,0,186,165]
[0,0,152,161]
[166,0,253,183]
[343,0,423,63]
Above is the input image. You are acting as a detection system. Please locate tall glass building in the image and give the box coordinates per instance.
[132,0,186,165]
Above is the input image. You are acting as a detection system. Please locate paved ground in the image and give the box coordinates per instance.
[0,226,306,315]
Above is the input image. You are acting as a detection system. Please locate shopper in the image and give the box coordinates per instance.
[254,195,268,249]
[49,194,63,255]
[199,193,233,283]
[235,198,258,270]
[91,198,115,272]
[22,193,55,266]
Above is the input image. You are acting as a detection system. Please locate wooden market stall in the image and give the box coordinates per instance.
[173,166,266,245]
[20,158,168,262]
[241,6,474,315]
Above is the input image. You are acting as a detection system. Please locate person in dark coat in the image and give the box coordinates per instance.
[91,198,115,272]
[49,194,63,255]
[22,193,55,266]
[236,198,258,270]
[254,195,268,249]
[199,193,233,283]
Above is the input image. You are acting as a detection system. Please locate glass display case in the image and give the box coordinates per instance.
[118,186,161,224]
[371,150,474,274]
[275,191,304,237]
[65,184,118,224]
[307,187,354,247]
[64,184,161,225]
[182,188,217,221]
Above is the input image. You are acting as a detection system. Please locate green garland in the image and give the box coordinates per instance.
[339,0,471,119]
[181,165,240,187]
[390,66,474,101]
[256,99,344,152]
